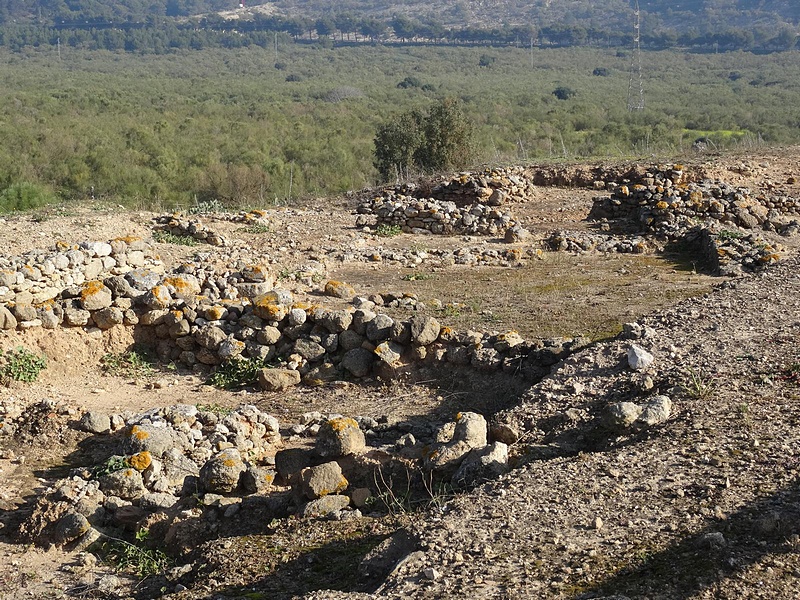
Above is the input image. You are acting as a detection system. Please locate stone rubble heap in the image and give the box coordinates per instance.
[426,166,536,206]
[589,163,799,229]
[13,402,515,558]
[0,237,163,311]
[585,164,798,273]
[357,194,524,237]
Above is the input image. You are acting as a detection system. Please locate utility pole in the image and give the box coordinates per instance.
[57,37,61,61]
[626,0,645,111]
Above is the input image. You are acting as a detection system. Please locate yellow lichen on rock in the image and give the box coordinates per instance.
[129,451,152,471]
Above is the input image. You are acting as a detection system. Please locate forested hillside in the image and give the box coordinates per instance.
[1,0,798,32]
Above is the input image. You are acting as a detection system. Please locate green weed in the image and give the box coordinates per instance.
[152,230,198,246]
[187,198,225,214]
[101,348,156,379]
[208,357,269,389]
[683,367,715,399]
[239,223,271,234]
[401,272,434,281]
[97,529,171,578]
[0,347,47,383]
[375,224,403,238]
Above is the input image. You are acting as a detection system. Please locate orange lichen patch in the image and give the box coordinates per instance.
[222,459,238,467]
[150,285,172,306]
[123,468,135,478]
[80,280,105,300]
[656,201,669,210]
[114,235,142,244]
[55,241,78,251]
[760,253,781,263]
[504,248,523,261]
[170,309,184,320]
[328,417,359,433]
[242,264,271,282]
[253,294,287,321]
[292,301,314,311]
[204,305,226,321]
[163,276,200,297]
[129,451,152,471]
[131,425,149,440]
[324,280,356,299]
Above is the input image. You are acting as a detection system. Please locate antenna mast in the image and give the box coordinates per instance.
[626,0,645,111]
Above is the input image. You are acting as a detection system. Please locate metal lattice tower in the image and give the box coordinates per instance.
[627,0,645,111]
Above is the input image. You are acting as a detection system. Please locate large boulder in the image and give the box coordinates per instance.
[316,418,366,457]
[199,448,246,494]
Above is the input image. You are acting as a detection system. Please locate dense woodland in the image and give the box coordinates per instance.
[0,1,797,54]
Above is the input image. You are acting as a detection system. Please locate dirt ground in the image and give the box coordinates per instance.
[0,147,799,599]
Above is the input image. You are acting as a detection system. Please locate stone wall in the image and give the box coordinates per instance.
[357,195,522,237]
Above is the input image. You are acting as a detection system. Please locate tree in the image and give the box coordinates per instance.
[373,98,474,181]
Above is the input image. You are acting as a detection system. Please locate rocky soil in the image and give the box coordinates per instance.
[1,147,799,600]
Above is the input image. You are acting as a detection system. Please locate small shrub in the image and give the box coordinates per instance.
[238,223,271,234]
[97,529,171,578]
[375,224,402,237]
[188,198,225,214]
[101,348,155,379]
[478,54,496,67]
[152,230,199,246]
[717,229,744,241]
[592,67,610,76]
[553,86,577,100]
[0,182,57,213]
[397,75,422,89]
[208,356,269,389]
[0,347,47,383]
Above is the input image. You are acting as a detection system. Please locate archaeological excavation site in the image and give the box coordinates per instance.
[1,149,800,600]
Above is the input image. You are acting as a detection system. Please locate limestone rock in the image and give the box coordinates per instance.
[258,368,301,391]
[627,344,654,371]
[300,494,351,518]
[340,347,375,377]
[80,281,113,311]
[0,306,17,330]
[635,395,672,428]
[199,448,246,493]
[54,511,91,545]
[409,315,441,345]
[452,442,509,488]
[99,468,146,500]
[316,417,366,457]
[79,411,111,435]
[324,280,356,300]
[298,461,348,500]
[605,402,643,430]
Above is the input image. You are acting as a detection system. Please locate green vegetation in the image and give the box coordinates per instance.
[0,181,57,213]
[0,346,47,383]
[152,230,199,246]
[0,44,798,209]
[374,98,474,180]
[208,356,269,389]
[375,224,403,237]
[97,529,171,578]
[101,347,156,379]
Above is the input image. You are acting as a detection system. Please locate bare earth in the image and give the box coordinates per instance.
[1,148,800,600]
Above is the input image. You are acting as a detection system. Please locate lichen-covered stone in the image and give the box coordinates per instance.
[258,368,301,391]
[80,280,113,310]
[298,461,348,500]
[199,448,246,493]
[316,417,366,457]
[323,280,356,300]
